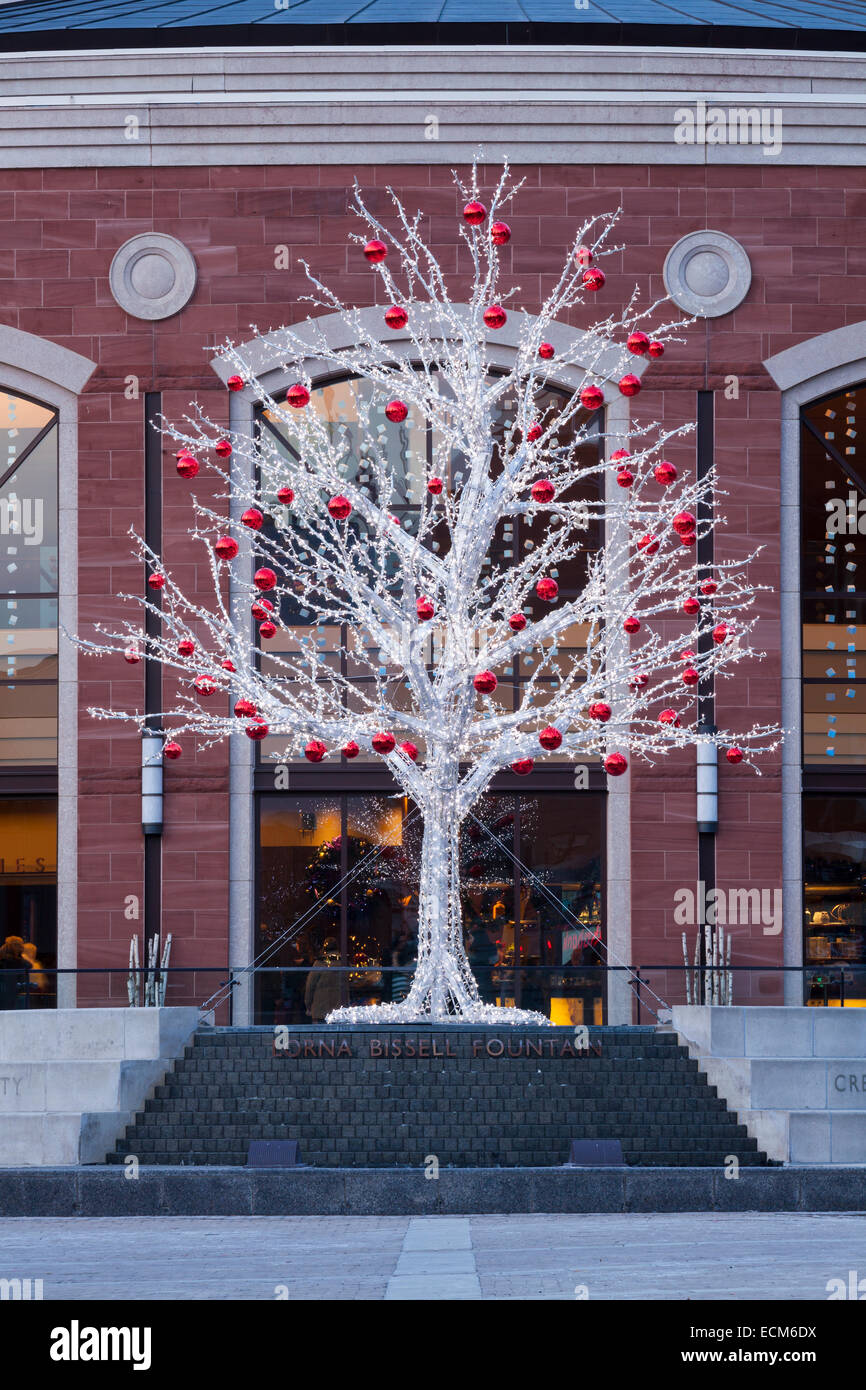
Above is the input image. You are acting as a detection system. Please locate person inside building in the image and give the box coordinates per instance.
[304,938,342,1022]
[0,936,31,1010]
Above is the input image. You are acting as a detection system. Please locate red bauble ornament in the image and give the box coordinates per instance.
[342,740,360,759]
[123,646,141,665]
[713,623,730,644]
[726,747,744,765]
[385,400,408,423]
[473,670,498,695]
[277,486,294,506]
[241,508,263,530]
[629,672,649,691]
[304,739,327,763]
[427,477,443,496]
[215,439,232,458]
[286,383,310,410]
[148,573,165,590]
[221,659,236,672]
[659,708,681,727]
[611,449,630,462]
[536,577,558,602]
[700,578,718,596]
[681,649,695,661]
[245,720,269,741]
[399,741,419,762]
[580,384,604,410]
[616,469,634,488]
[682,597,700,616]
[680,533,697,548]
[682,667,700,686]
[259,620,277,639]
[637,534,659,556]
[538,725,562,751]
[490,221,511,245]
[254,567,277,592]
[483,305,507,329]
[226,375,244,392]
[623,615,641,634]
[604,752,628,777]
[177,639,195,657]
[575,245,593,266]
[416,596,435,621]
[508,612,527,632]
[363,239,387,263]
[582,267,605,291]
[214,536,238,561]
[511,758,534,776]
[626,330,650,356]
[672,511,696,536]
[618,374,641,397]
[654,461,677,485]
[385,305,408,330]
[372,730,396,755]
[251,599,273,621]
[648,340,665,358]
[463,199,487,225]
[194,674,217,697]
[234,698,257,719]
[327,495,352,521]
[531,479,555,504]
[163,740,182,760]
[589,701,611,722]
[527,424,543,443]
[538,343,555,360]
[176,454,199,479]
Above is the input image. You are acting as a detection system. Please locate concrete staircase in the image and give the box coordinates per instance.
[108,1025,768,1168]
[671,1006,866,1164]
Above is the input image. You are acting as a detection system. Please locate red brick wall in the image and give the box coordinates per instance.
[2,160,858,1009]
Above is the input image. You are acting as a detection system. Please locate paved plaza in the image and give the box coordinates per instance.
[0,1212,864,1300]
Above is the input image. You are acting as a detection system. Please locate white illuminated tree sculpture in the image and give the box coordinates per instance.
[81,163,780,1024]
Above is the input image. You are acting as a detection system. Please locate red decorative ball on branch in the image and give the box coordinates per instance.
[385,400,408,423]
[251,599,273,621]
[628,672,648,691]
[234,699,257,718]
[277,486,294,506]
[623,615,641,634]
[214,536,238,561]
[372,730,396,755]
[672,511,696,536]
[416,596,434,621]
[148,573,165,590]
[163,741,182,760]
[177,639,195,657]
[536,577,558,602]
[483,305,507,329]
[604,752,628,777]
[626,331,650,356]
[427,477,443,496]
[616,469,634,488]
[531,479,555,503]
[538,725,562,751]
[682,667,700,686]
[176,454,199,479]
[245,720,269,741]
[123,647,141,665]
[226,375,244,392]
[618,374,641,397]
[473,670,498,695]
[527,424,543,443]
[342,740,360,759]
[713,623,730,644]
[654,461,677,485]
[648,341,665,358]
[327,495,352,521]
[254,567,277,592]
[680,532,697,548]
[580,384,604,410]
[215,439,232,458]
[700,578,718,596]
[221,659,236,672]
[385,305,408,329]
[637,534,659,556]
[194,674,217,697]
[582,267,605,291]
[363,239,387,263]
[589,701,611,722]
[508,612,527,632]
[726,747,744,764]
[659,708,681,727]
[511,758,534,776]
[287,384,310,409]
[538,343,555,360]
[463,199,487,224]
[304,739,327,762]
[242,508,263,530]
[682,597,700,616]
[611,449,630,462]
[400,741,419,762]
[490,221,511,245]
[259,621,277,640]
[575,245,593,266]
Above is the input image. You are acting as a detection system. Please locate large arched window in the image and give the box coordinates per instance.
[801,384,866,1003]
[0,387,59,1007]
[250,375,607,1026]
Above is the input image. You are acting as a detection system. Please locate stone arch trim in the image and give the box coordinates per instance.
[0,325,96,400]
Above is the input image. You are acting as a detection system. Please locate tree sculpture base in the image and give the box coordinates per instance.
[325,1001,553,1026]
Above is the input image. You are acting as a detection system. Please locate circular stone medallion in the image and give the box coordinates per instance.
[662,231,751,319]
[109,233,197,321]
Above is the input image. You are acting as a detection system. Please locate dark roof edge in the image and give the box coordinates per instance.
[1,22,866,55]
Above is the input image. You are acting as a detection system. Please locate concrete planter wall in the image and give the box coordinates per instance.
[671,1006,866,1165]
[0,1008,199,1166]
